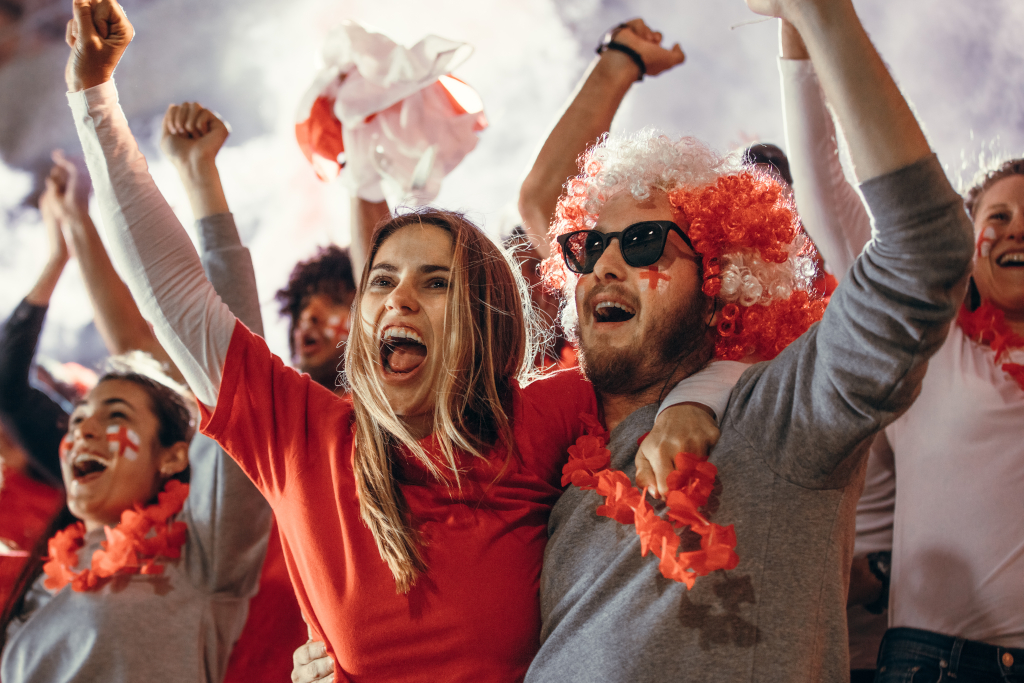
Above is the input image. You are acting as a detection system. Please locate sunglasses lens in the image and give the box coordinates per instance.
[621,223,666,267]
[561,232,595,273]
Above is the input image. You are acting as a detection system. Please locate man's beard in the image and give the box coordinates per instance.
[577,293,714,398]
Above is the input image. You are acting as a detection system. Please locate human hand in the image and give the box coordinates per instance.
[609,18,685,77]
[39,170,71,265]
[291,639,334,683]
[635,403,719,498]
[160,102,230,171]
[40,150,92,255]
[64,0,134,92]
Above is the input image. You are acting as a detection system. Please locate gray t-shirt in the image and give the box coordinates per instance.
[2,214,271,683]
[527,156,974,683]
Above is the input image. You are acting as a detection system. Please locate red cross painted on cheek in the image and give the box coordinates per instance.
[106,425,141,461]
[322,314,350,344]
[59,433,73,462]
[639,266,671,290]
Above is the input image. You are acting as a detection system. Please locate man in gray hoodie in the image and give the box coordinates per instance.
[523,0,974,681]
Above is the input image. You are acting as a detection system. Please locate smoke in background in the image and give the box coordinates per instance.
[1,0,1022,368]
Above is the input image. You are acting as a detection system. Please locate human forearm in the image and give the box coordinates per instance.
[786,1,930,181]
[350,197,390,280]
[197,213,265,337]
[68,80,234,407]
[63,211,181,374]
[25,257,68,306]
[519,53,637,258]
[174,158,229,220]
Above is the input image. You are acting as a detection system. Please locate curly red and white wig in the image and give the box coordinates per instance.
[542,130,825,361]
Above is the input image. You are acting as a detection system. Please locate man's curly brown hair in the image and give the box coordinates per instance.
[275,245,356,358]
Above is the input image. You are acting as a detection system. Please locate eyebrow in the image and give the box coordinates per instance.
[369,263,451,275]
[102,397,134,410]
[984,203,1011,212]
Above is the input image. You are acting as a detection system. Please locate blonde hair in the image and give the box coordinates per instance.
[344,208,540,592]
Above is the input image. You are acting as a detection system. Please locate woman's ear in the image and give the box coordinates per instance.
[157,441,190,478]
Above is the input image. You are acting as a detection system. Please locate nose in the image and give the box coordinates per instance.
[297,308,321,331]
[385,279,420,314]
[1009,211,1024,239]
[591,236,627,282]
[74,412,103,442]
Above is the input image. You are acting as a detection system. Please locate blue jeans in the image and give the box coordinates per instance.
[876,627,1024,683]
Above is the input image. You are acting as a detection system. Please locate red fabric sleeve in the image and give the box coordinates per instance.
[198,321,352,504]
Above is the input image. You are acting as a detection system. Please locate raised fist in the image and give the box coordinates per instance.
[160,102,230,170]
[608,18,685,78]
[65,0,134,92]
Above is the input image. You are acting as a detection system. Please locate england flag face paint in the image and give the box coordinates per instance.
[978,226,997,259]
[106,424,141,461]
[323,313,350,344]
[59,433,73,462]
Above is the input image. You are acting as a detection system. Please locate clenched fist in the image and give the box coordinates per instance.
[160,102,230,171]
[65,0,134,92]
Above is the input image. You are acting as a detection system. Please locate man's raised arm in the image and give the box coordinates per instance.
[748,0,929,181]
[518,19,684,258]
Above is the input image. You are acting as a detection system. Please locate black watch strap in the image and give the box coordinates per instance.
[596,24,645,81]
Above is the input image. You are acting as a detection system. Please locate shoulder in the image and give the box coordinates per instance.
[518,367,592,401]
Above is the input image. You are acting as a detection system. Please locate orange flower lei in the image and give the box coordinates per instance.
[562,414,739,589]
[43,479,190,592]
[957,301,1024,391]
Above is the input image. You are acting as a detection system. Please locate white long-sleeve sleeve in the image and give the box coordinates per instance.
[67,80,235,407]
[656,360,749,422]
[780,58,874,280]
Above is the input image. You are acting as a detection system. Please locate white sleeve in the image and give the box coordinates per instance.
[67,81,234,407]
[779,58,874,281]
[656,360,748,422]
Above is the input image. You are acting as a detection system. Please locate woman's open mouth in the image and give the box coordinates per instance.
[70,453,109,483]
[380,326,428,375]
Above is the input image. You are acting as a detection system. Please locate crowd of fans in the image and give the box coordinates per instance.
[0,0,1021,682]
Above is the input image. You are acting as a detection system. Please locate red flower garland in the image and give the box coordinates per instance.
[43,479,190,592]
[957,301,1024,392]
[562,414,739,589]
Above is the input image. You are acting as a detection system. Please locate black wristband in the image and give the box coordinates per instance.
[600,42,646,81]
[596,24,645,82]
[863,551,891,615]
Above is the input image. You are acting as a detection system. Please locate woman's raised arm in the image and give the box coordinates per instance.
[64,0,234,408]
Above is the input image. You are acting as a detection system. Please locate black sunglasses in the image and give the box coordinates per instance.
[556,220,695,275]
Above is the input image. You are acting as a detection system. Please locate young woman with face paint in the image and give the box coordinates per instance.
[0,358,260,681]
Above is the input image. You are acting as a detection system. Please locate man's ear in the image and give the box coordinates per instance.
[157,441,189,478]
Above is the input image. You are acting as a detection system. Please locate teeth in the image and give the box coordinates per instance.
[997,252,1024,265]
[73,453,109,467]
[595,301,636,315]
[382,327,424,345]
[71,452,110,477]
